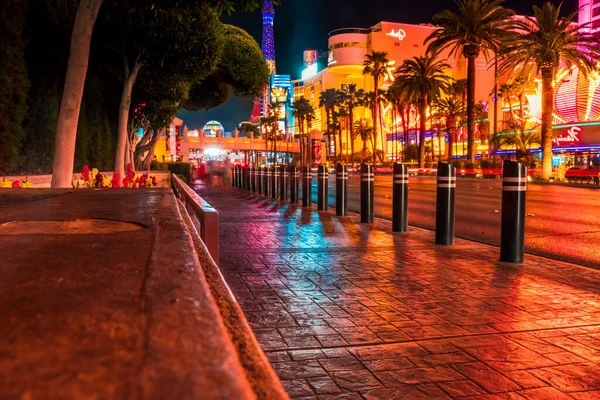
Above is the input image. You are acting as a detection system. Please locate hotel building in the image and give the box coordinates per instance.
[295,18,600,167]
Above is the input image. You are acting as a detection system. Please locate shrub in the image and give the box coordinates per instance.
[175,173,188,183]
[151,161,191,181]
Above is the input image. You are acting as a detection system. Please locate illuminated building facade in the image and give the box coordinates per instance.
[294,21,494,162]
[579,0,600,39]
[294,18,600,166]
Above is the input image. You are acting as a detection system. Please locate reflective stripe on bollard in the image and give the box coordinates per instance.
[435,162,456,245]
[280,165,288,201]
[317,165,328,211]
[335,163,348,216]
[360,163,374,223]
[392,163,409,232]
[302,166,311,207]
[272,166,279,199]
[258,167,264,195]
[500,160,527,263]
[289,166,299,204]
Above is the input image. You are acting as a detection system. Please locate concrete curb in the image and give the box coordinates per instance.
[176,199,289,400]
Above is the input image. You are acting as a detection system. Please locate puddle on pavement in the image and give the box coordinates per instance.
[0,219,145,235]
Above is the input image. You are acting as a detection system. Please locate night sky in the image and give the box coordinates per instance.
[178,0,578,131]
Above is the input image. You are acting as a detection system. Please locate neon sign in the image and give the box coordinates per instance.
[328,52,336,65]
[552,126,581,146]
[386,28,406,41]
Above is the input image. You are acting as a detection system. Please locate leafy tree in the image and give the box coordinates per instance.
[500,2,600,180]
[0,0,29,174]
[426,0,513,163]
[395,56,452,167]
[362,51,389,164]
[362,91,378,163]
[50,0,279,187]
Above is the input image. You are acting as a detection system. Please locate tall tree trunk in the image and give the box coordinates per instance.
[349,109,354,165]
[418,98,427,168]
[371,107,378,166]
[467,56,476,162]
[379,102,385,163]
[115,58,142,178]
[51,0,104,188]
[541,68,554,180]
[448,116,456,161]
[142,129,161,171]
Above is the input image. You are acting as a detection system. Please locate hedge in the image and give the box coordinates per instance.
[151,161,191,182]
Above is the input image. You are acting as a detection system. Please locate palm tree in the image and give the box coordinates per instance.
[319,88,338,161]
[340,84,364,163]
[492,129,541,159]
[433,95,466,161]
[305,103,316,166]
[363,51,390,164]
[500,2,600,180]
[426,0,513,163]
[354,119,374,162]
[292,97,311,166]
[362,91,378,164]
[395,55,453,167]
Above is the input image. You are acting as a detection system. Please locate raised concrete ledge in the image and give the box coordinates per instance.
[0,189,282,399]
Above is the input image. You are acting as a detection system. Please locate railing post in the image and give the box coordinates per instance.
[302,166,311,208]
[279,164,288,201]
[360,163,374,223]
[289,165,299,204]
[272,165,279,200]
[435,162,456,245]
[257,167,264,195]
[335,163,348,216]
[317,165,328,211]
[265,166,272,197]
[500,160,527,263]
[392,163,409,232]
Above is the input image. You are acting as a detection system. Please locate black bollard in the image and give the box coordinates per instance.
[336,163,348,216]
[237,165,242,189]
[250,167,256,193]
[272,166,279,199]
[302,166,311,207]
[279,165,288,201]
[265,166,272,197]
[392,163,409,232]
[435,162,456,245]
[500,160,527,263]
[360,163,374,223]
[258,167,264,195]
[289,165,299,204]
[233,165,238,188]
[241,167,246,191]
[317,165,328,211]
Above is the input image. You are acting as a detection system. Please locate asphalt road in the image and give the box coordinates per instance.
[310,174,600,268]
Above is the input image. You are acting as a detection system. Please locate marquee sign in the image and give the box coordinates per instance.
[552,126,581,146]
[386,28,406,41]
[551,123,600,148]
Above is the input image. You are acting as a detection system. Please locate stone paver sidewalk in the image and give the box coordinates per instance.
[198,186,600,399]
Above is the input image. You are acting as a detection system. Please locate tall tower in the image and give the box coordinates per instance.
[250,1,276,123]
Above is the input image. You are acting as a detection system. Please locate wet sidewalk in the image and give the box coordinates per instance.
[197,186,600,399]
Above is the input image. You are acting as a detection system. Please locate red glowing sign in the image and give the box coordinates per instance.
[552,126,581,146]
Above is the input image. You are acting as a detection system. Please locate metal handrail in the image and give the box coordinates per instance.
[171,174,219,264]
